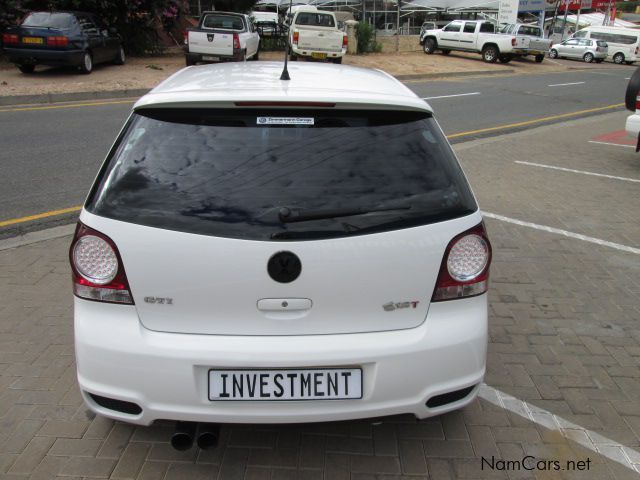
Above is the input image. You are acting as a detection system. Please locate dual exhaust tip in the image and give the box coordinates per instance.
[171,422,220,451]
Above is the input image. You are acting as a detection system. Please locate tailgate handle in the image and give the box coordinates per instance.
[257,298,312,312]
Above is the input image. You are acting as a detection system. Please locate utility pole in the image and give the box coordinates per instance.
[549,0,561,37]
[396,0,400,52]
[575,0,581,32]
[560,0,570,41]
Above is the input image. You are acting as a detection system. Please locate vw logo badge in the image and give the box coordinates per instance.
[267,251,302,283]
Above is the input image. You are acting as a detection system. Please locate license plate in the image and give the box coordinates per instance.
[209,368,362,401]
[311,52,327,59]
[22,37,43,44]
[202,55,219,61]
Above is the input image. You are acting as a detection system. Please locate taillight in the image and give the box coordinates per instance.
[47,36,69,47]
[635,46,639,55]
[343,35,348,48]
[293,31,299,45]
[69,222,134,305]
[635,95,640,111]
[2,33,19,45]
[511,37,516,46]
[432,222,492,302]
[183,30,189,45]
[233,33,240,50]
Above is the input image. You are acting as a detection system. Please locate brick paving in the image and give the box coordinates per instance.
[1,112,639,479]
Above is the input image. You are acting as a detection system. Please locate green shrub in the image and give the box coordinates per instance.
[355,21,375,54]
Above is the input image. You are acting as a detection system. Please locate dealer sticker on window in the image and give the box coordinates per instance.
[257,117,315,126]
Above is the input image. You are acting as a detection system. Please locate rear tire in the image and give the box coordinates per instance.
[253,45,260,61]
[482,45,499,63]
[332,56,342,64]
[626,61,634,65]
[594,58,604,63]
[441,49,451,55]
[498,54,513,63]
[18,64,35,74]
[113,45,125,65]
[583,52,594,63]
[613,52,625,64]
[185,56,196,66]
[535,54,545,63]
[549,49,558,59]
[423,38,436,54]
[79,51,93,74]
[625,67,640,111]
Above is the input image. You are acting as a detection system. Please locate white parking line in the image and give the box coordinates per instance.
[422,92,481,100]
[482,212,640,255]
[589,140,636,149]
[547,81,586,87]
[515,160,640,183]
[480,386,640,473]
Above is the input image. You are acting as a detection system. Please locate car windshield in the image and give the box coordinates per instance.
[22,12,74,29]
[87,109,477,241]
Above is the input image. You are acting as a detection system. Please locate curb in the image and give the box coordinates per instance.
[395,68,515,81]
[0,88,150,107]
[0,68,516,106]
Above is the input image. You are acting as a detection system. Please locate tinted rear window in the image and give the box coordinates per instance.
[202,14,244,30]
[87,109,477,241]
[22,12,74,29]
[295,13,335,27]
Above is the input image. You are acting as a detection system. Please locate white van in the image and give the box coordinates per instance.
[572,26,640,64]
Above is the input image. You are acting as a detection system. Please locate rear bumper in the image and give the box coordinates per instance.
[4,47,84,66]
[185,51,244,63]
[290,46,346,59]
[75,294,488,426]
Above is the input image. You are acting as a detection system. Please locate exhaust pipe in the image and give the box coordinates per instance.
[171,421,197,451]
[196,423,220,450]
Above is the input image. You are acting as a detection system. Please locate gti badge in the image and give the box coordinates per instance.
[144,297,173,305]
[383,301,419,311]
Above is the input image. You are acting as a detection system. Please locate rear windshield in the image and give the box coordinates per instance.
[22,12,74,29]
[202,14,244,30]
[86,109,477,241]
[295,12,335,28]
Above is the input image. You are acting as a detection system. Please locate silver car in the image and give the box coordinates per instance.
[549,38,608,63]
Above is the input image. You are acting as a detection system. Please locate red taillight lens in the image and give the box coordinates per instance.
[432,222,492,302]
[183,30,189,45]
[293,31,299,45]
[635,46,639,55]
[233,33,240,50]
[635,95,640,111]
[343,35,348,48]
[511,38,516,46]
[2,33,19,45]
[47,36,69,47]
[69,222,134,304]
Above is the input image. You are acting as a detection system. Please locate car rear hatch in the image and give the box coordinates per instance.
[188,13,243,56]
[84,107,479,336]
[11,12,73,50]
[294,12,342,52]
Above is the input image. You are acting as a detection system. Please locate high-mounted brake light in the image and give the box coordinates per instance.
[432,222,492,302]
[234,101,336,107]
[343,35,348,48]
[293,31,299,45]
[47,36,68,47]
[2,33,19,45]
[233,32,240,50]
[69,223,134,304]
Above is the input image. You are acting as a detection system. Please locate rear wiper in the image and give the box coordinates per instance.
[278,205,410,224]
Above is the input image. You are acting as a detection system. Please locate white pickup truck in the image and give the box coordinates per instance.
[421,20,520,63]
[499,23,552,63]
[288,9,347,64]
[185,11,260,65]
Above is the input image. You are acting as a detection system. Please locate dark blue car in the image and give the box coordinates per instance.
[2,11,125,74]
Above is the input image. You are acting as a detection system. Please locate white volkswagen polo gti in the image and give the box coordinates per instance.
[70,62,491,440]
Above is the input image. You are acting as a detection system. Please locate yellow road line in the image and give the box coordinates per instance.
[0,102,627,229]
[447,103,625,139]
[0,99,134,113]
[0,206,81,228]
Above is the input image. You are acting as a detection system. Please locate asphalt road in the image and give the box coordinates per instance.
[0,64,635,237]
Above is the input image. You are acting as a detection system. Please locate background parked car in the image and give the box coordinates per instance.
[2,11,124,74]
[549,38,607,63]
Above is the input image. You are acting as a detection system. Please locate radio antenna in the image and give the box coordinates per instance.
[280,0,293,80]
